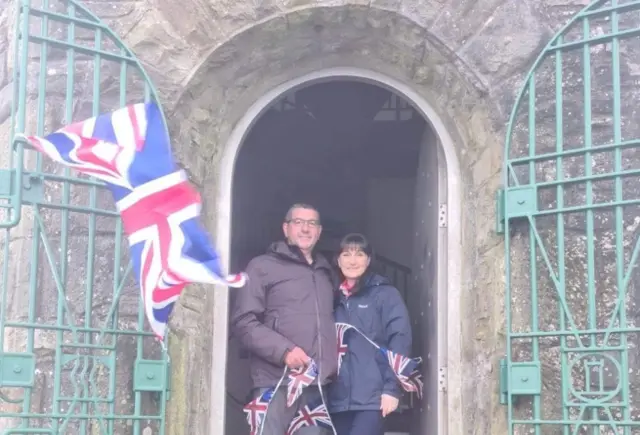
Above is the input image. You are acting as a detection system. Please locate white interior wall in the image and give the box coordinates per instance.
[231,146,369,269]
[365,177,416,267]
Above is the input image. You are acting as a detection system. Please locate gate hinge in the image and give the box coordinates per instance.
[133,359,171,399]
[438,366,447,392]
[499,358,541,405]
[0,352,36,387]
[495,188,505,234]
[496,186,538,235]
[438,203,447,228]
[0,169,44,228]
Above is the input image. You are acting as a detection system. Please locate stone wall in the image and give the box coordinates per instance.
[2,0,638,434]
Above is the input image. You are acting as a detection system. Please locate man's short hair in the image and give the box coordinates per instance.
[284,203,321,223]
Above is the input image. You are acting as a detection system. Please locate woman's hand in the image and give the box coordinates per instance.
[380,394,399,417]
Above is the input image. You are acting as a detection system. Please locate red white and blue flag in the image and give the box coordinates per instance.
[383,348,423,398]
[335,323,424,398]
[17,102,247,339]
[243,388,274,435]
[286,360,318,407]
[286,399,333,435]
[335,322,352,373]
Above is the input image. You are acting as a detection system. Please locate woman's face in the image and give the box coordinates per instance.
[338,247,371,280]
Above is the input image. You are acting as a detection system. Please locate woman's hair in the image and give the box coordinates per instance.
[339,233,374,257]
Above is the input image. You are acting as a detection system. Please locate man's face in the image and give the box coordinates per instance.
[283,207,322,252]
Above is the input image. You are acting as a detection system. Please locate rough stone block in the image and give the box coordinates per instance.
[458,0,550,85]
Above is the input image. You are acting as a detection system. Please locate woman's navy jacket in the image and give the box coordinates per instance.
[327,273,412,413]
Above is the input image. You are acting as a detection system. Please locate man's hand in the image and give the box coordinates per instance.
[380,394,399,417]
[284,346,310,369]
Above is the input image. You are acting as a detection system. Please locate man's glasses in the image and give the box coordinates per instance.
[286,218,321,228]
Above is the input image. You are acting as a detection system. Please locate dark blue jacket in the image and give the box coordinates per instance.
[327,273,412,413]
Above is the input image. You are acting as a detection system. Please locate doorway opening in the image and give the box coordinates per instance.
[224,79,443,435]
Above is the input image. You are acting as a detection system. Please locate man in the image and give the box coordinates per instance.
[231,203,338,434]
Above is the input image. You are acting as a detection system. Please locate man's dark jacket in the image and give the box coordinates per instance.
[327,273,412,413]
[230,241,339,388]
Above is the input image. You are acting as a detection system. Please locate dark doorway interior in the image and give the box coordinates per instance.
[226,80,436,435]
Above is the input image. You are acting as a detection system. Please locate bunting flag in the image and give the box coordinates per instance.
[243,388,274,435]
[336,322,351,373]
[383,349,424,398]
[286,399,333,435]
[334,322,423,398]
[242,359,329,435]
[16,102,247,339]
[287,360,318,407]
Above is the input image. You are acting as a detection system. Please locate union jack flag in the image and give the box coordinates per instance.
[17,102,247,339]
[286,399,332,435]
[243,388,274,435]
[335,322,352,373]
[383,348,423,398]
[287,360,318,407]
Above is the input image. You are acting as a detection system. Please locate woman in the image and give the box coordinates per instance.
[328,233,412,435]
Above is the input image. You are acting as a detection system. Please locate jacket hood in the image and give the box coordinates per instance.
[342,272,391,297]
[360,272,391,288]
[267,241,332,270]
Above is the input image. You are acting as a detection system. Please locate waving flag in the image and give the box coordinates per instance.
[287,360,318,407]
[243,388,274,435]
[286,399,332,435]
[17,102,247,339]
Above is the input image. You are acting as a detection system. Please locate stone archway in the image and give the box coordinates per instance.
[217,68,460,435]
[166,5,505,434]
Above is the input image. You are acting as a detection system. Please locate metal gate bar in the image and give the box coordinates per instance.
[501,0,640,433]
[0,1,169,433]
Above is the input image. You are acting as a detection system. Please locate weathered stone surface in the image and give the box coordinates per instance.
[429,0,511,49]
[459,0,550,84]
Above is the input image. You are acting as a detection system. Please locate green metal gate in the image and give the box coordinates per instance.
[0,1,169,433]
[500,0,640,433]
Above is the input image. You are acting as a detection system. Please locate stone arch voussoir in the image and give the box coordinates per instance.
[169,5,496,176]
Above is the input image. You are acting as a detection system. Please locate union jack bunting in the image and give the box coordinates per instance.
[286,399,333,435]
[287,360,318,407]
[243,388,274,435]
[335,322,423,398]
[335,322,352,373]
[383,348,423,398]
[17,102,247,339]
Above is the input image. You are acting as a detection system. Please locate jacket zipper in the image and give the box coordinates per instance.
[312,265,338,434]
[345,295,353,408]
[311,268,322,385]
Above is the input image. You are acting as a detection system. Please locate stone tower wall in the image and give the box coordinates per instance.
[3,0,638,434]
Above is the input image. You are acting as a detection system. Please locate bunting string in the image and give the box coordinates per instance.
[243,322,423,435]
